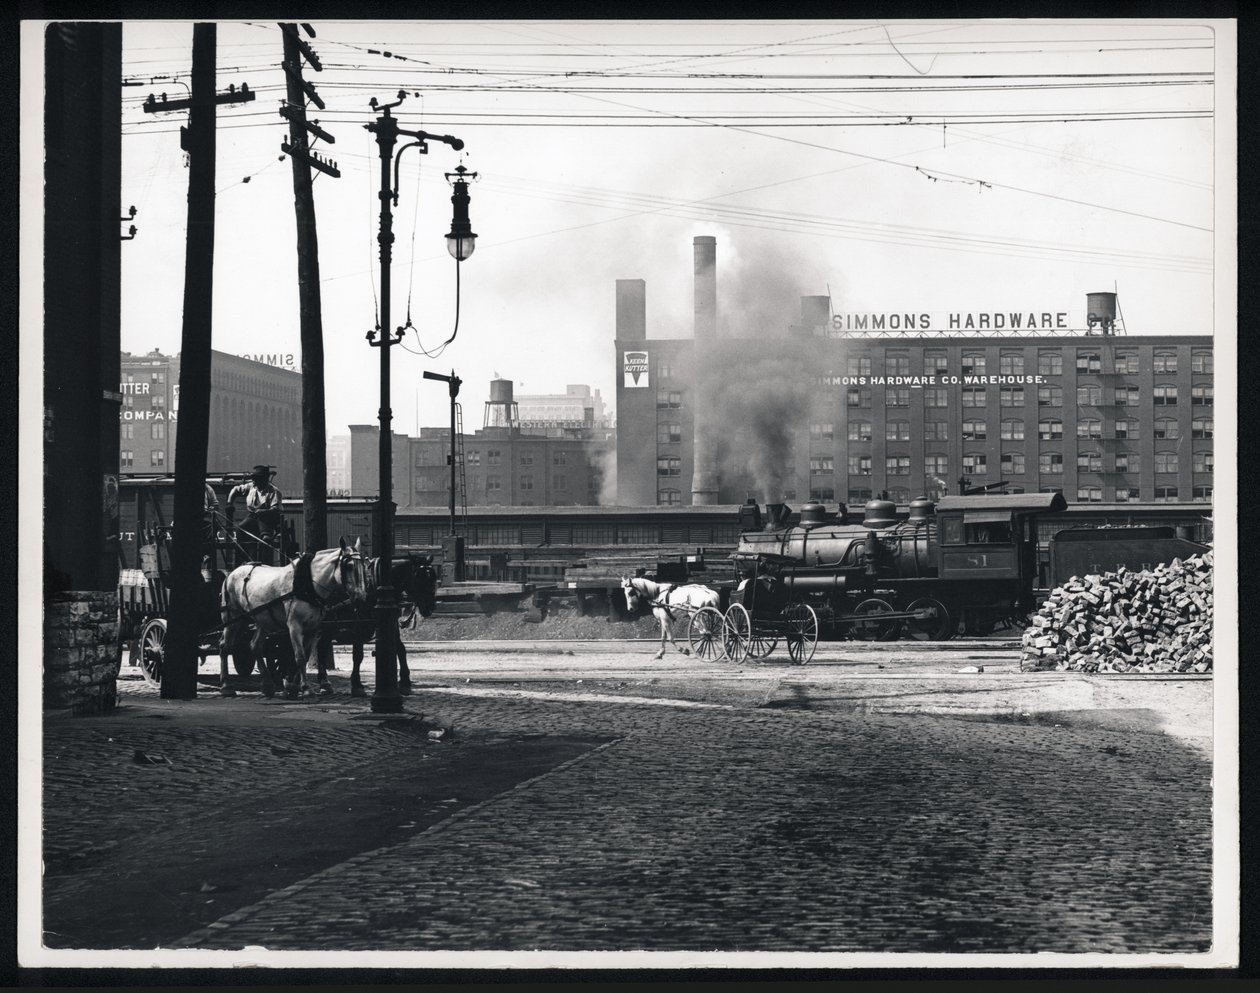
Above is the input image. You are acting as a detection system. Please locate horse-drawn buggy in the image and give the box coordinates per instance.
[618,547,939,668]
[720,551,822,665]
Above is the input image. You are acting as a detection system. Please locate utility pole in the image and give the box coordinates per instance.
[279,21,338,554]
[153,25,252,698]
[364,92,465,713]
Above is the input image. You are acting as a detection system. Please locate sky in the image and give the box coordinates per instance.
[113,17,1229,438]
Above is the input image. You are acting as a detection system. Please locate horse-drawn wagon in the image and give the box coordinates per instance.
[116,476,375,697]
[117,479,249,686]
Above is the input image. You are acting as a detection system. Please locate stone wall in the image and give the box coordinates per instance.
[45,591,122,716]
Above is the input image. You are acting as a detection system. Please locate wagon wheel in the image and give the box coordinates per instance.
[722,603,752,664]
[784,604,819,664]
[852,598,900,642]
[135,617,167,687]
[905,597,954,641]
[687,606,726,662]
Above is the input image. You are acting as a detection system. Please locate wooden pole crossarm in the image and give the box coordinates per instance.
[142,84,254,114]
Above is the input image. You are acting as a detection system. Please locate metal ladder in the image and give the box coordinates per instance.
[454,402,468,534]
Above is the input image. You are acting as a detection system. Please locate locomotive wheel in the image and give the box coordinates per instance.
[687,607,726,662]
[722,603,752,664]
[784,604,819,665]
[905,597,953,641]
[136,617,167,687]
[852,598,899,641]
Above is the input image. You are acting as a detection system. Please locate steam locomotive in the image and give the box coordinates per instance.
[732,493,1207,640]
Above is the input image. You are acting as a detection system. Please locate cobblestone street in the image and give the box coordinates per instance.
[37,642,1215,959]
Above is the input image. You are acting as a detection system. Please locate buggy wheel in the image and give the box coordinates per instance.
[784,604,819,664]
[852,598,900,641]
[136,617,167,687]
[748,632,778,660]
[687,607,726,662]
[722,603,752,664]
[905,597,953,641]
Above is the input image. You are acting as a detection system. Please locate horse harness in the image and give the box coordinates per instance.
[645,583,678,621]
[230,550,359,622]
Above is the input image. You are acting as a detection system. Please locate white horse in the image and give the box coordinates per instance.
[219,538,369,699]
[621,576,720,659]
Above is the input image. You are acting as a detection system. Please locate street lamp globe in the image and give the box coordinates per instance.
[445,164,478,261]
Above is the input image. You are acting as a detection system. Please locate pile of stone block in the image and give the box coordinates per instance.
[1021,552,1213,673]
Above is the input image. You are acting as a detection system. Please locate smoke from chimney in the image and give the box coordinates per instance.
[689,238,834,503]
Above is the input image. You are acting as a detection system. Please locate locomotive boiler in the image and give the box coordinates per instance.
[733,492,1068,639]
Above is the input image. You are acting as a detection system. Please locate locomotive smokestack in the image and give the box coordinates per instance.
[691,236,720,504]
[694,236,717,340]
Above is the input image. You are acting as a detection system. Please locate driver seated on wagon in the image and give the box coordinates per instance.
[735,560,781,610]
[226,464,284,566]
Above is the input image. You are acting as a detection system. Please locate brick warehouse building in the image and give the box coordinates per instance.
[616,237,1213,510]
[348,379,615,509]
[119,349,303,484]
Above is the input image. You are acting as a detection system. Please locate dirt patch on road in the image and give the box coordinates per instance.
[409,608,662,642]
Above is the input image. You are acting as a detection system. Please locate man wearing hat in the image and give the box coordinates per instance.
[226,465,283,566]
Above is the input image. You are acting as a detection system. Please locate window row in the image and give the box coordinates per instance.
[838,485,1205,505]
[119,450,166,469]
[839,349,1211,378]
[842,384,1212,408]
[839,417,1212,443]
[839,451,1208,476]
[1077,485,1212,502]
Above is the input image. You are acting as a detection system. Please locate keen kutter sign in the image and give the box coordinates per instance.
[624,350,649,388]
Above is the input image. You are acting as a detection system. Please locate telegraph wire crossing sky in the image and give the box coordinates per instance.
[115,18,1224,437]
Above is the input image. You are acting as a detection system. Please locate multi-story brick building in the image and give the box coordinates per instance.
[119,349,303,485]
[615,238,1214,510]
[350,375,614,509]
[348,379,615,509]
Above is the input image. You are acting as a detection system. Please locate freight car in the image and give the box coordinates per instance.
[1046,526,1209,589]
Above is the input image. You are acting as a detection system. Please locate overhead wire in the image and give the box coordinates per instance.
[278,27,1216,232]
[122,106,1214,276]
[121,22,1217,283]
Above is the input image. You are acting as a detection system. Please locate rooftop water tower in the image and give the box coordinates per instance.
[483,377,519,429]
[1086,291,1119,335]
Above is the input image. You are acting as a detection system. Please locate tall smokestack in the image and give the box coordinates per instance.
[691,237,720,504]
[693,236,716,340]
[616,279,646,341]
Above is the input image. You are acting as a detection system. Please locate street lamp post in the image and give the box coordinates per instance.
[364,92,469,713]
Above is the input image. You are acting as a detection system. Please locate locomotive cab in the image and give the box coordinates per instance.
[934,492,1067,611]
